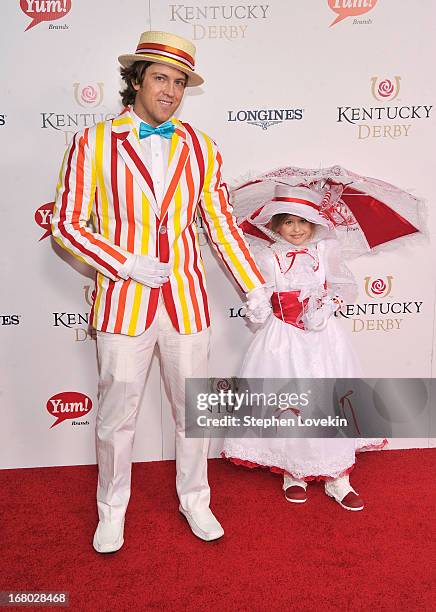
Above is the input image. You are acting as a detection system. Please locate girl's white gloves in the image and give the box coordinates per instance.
[118,253,171,288]
[303,294,343,331]
[245,286,272,324]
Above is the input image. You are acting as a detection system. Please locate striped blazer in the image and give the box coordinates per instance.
[52,108,264,336]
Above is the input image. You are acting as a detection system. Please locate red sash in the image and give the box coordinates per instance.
[271,291,308,330]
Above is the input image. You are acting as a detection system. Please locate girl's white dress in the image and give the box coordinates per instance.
[222,230,385,480]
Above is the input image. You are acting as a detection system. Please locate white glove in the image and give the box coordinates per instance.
[303,300,337,331]
[245,286,272,324]
[118,253,170,288]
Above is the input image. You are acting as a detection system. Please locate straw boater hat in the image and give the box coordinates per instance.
[118,31,203,87]
[253,184,331,228]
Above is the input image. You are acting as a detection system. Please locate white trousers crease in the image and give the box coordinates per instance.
[95,298,210,523]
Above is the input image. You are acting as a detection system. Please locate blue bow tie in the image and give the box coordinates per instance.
[139,120,175,140]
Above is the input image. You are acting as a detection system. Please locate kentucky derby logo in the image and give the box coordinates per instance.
[21,0,71,31]
[364,276,393,299]
[209,378,239,394]
[371,77,401,102]
[169,4,271,41]
[328,0,377,27]
[73,83,104,108]
[47,391,93,428]
[52,286,95,342]
[337,75,432,140]
[35,202,54,241]
[339,275,422,333]
[83,285,96,307]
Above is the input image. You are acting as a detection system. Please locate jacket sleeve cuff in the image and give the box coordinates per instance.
[117,252,136,280]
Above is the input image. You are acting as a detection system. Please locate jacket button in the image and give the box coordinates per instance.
[159,226,167,234]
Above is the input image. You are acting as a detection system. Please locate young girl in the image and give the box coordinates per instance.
[222,184,385,510]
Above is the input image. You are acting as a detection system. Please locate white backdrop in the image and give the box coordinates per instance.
[1,0,435,469]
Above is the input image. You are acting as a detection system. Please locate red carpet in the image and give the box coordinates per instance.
[1,449,435,611]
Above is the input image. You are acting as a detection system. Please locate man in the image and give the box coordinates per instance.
[52,30,269,553]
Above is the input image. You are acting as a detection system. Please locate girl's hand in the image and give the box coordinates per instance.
[245,286,272,323]
[304,300,337,331]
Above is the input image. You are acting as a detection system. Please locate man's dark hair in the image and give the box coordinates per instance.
[119,61,152,107]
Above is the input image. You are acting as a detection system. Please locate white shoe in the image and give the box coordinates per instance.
[283,474,308,503]
[93,519,125,553]
[325,476,364,511]
[179,506,224,541]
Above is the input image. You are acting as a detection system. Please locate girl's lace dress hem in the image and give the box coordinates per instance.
[221,438,387,482]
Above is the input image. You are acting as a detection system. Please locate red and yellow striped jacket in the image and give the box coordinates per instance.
[52,108,264,335]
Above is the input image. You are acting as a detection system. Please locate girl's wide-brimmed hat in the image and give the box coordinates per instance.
[252,184,331,228]
[118,30,204,87]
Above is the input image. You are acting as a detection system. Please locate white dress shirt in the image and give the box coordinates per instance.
[131,110,171,208]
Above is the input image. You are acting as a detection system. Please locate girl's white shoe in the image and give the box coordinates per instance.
[283,474,308,503]
[324,475,364,511]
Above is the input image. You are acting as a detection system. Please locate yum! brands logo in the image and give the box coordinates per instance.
[20,0,71,31]
[35,202,54,241]
[337,275,423,333]
[328,0,377,27]
[337,76,433,141]
[73,83,104,108]
[47,391,93,428]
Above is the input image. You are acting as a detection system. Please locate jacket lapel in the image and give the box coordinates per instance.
[159,119,190,222]
[112,110,160,217]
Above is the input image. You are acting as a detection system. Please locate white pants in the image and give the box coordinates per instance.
[95,298,211,523]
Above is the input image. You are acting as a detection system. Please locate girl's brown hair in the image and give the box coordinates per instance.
[270,213,292,232]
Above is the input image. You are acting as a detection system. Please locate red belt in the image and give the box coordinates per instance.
[271,291,308,330]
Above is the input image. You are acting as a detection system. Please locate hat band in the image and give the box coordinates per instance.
[135,42,195,71]
[273,196,320,211]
